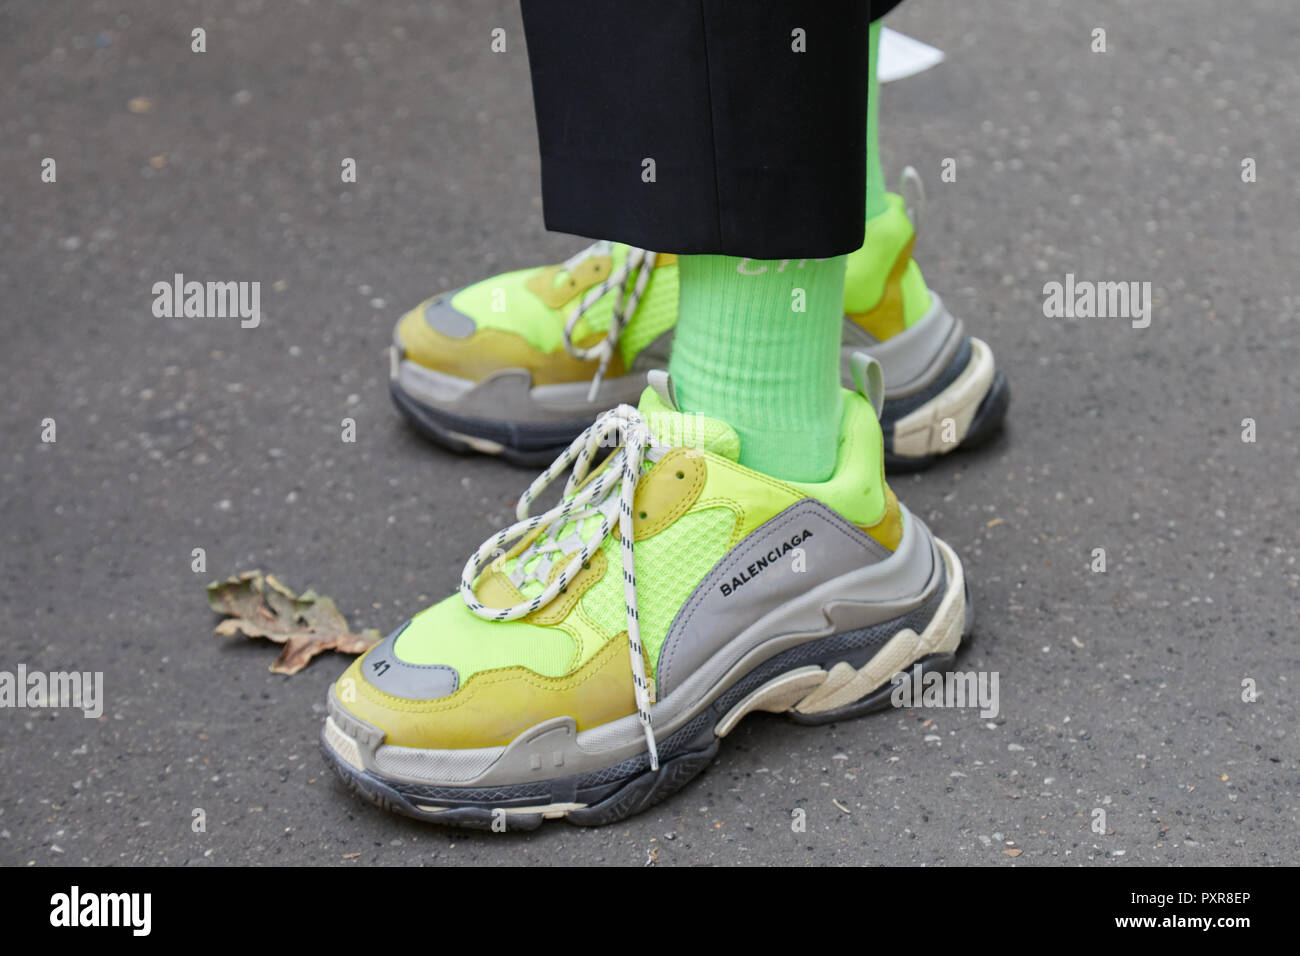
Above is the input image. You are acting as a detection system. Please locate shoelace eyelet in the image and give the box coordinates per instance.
[460,404,661,770]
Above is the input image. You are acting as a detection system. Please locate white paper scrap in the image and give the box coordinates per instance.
[878,27,945,83]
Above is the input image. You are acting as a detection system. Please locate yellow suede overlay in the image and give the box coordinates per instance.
[631,449,707,539]
[528,548,607,626]
[397,316,626,386]
[343,634,638,749]
[861,485,902,551]
[475,568,526,609]
[525,255,614,309]
[845,235,915,340]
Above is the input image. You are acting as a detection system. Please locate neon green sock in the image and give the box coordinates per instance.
[850,18,932,328]
[668,255,846,483]
[866,19,888,222]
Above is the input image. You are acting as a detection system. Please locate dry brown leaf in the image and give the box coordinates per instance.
[207,570,380,674]
[1002,848,1023,857]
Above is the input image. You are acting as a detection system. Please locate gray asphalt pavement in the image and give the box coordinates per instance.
[1,0,1296,866]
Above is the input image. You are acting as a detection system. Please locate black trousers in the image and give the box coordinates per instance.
[520,1,905,259]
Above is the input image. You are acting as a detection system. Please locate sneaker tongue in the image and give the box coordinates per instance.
[493,380,734,603]
[637,383,740,461]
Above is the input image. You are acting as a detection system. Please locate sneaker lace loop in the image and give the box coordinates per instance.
[558,244,657,402]
[459,405,664,769]
[899,164,925,234]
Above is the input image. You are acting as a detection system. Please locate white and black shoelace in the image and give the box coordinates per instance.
[460,405,665,769]
[557,242,658,402]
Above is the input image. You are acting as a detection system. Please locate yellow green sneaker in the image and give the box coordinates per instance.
[842,190,1010,471]
[389,193,1008,469]
[325,359,973,829]
[390,241,679,465]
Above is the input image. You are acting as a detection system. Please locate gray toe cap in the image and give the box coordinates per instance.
[422,292,475,339]
[361,621,459,701]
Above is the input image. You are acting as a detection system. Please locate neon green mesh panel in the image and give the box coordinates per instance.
[451,266,563,352]
[499,505,615,602]
[639,388,741,459]
[448,244,679,363]
[900,258,931,328]
[577,536,625,638]
[619,263,679,365]
[559,247,679,364]
[561,244,627,339]
[580,506,737,680]
[393,593,576,678]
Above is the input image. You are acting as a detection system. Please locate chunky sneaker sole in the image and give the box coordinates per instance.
[321,519,970,830]
[389,340,660,467]
[842,291,1009,471]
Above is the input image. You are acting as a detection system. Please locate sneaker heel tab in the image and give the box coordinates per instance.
[898,165,925,233]
[647,369,680,411]
[849,352,885,418]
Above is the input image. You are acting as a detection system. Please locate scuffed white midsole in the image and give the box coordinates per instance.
[322,531,969,793]
[890,337,996,458]
[714,538,966,732]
